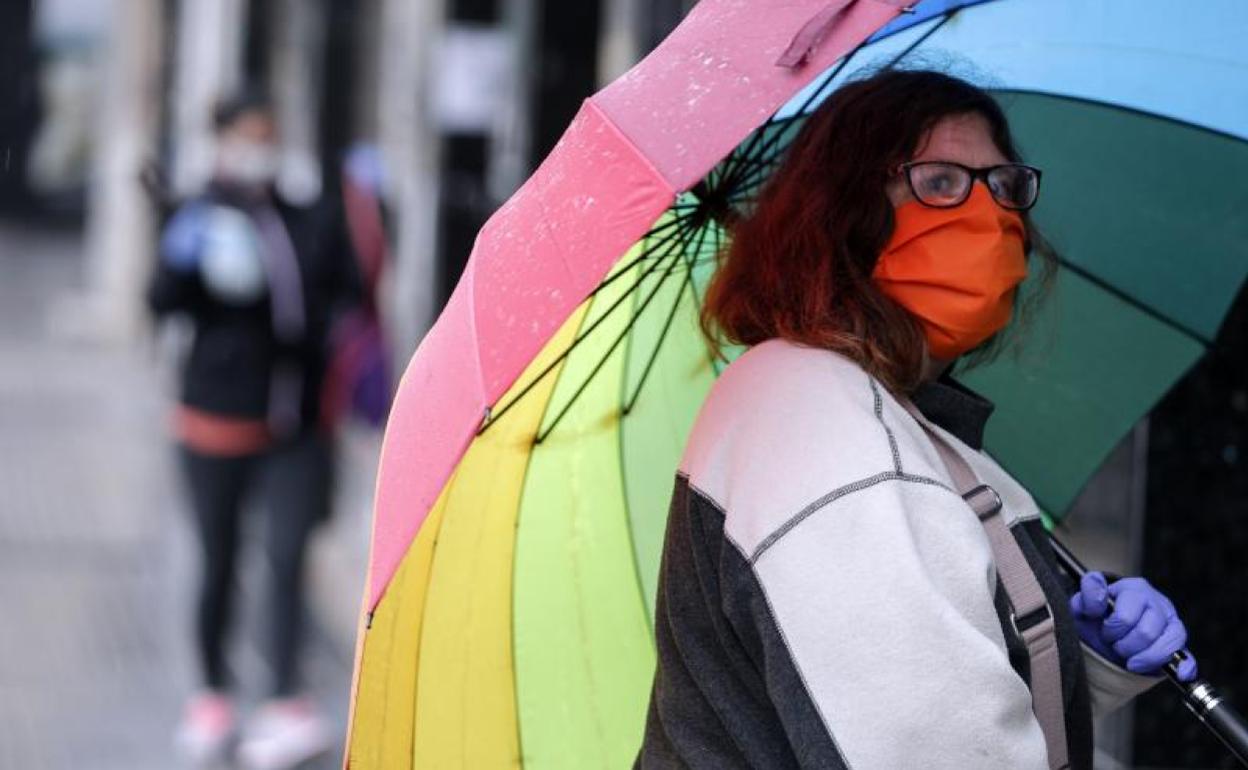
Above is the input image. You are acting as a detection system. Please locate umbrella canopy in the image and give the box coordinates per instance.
[347,1,1248,767]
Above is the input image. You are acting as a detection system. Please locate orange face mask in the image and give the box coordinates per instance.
[872,184,1028,360]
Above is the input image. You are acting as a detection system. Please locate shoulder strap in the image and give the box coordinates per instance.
[900,399,1070,770]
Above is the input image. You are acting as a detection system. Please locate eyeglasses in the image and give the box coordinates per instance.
[897,161,1042,211]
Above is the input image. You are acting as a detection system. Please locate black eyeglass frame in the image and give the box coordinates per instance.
[897,161,1043,212]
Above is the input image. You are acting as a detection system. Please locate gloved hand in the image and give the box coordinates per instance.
[1069,572,1198,681]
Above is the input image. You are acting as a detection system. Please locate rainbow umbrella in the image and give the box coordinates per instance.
[347,1,1248,767]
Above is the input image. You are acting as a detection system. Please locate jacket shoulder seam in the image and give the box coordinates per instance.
[868,376,903,474]
[681,472,757,559]
[750,471,953,564]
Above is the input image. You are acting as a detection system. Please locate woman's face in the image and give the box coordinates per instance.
[884,112,1008,207]
[882,112,1013,380]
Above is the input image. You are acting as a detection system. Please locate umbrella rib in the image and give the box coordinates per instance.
[586,212,699,299]
[480,218,697,435]
[719,129,788,197]
[673,232,717,330]
[704,13,957,237]
[719,155,780,177]
[720,10,957,198]
[790,38,869,119]
[1056,256,1213,347]
[612,212,685,649]
[619,262,692,415]
[694,226,735,377]
[623,219,715,415]
[534,228,693,444]
[704,223,733,375]
[882,10,955,70]
[725,159,784,201]
[992,87,1248,145]
[718,40,868,195]
[639,211,688,240]
[720,40,871,194]
[621,241,716,407]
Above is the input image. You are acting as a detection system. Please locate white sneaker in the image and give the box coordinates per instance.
[237,697,334,770]
[174,691,237,765]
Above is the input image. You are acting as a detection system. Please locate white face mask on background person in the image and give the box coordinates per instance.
[216,139,280,188]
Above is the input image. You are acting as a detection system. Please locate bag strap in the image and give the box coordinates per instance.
[900,399,1070,770]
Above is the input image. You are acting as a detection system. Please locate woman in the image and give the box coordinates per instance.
[636,69,1197,770]
[148,93,358,768]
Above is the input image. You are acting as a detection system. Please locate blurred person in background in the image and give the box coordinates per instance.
[321,141,392,433]
[147,91,360,769]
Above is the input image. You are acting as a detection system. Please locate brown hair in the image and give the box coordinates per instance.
[701,68,1057,394]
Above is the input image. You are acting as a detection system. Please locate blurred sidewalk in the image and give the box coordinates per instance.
[0,224,375,770]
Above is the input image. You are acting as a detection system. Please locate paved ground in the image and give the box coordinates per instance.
[0,224,375,770]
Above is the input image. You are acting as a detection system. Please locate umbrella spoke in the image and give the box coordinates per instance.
[641,211,702,252]
[623,219,716,415]
[718,155,780,176]
[1056,257,1213,347]
[701,223,735,375]
[586,210,700,299]
[674,225,720,304]
[637,211,691,240]
[620,217,699,416]
[722,158,783,199]
[697,221,724,311]
[593,213,695,290]
[881,10,955,71]
[715,118,791,196]
[719,121,803,195]
[718,40,867,194]
[481,217,698,435]
[718,12,955,200]
[535,230,694,443]
[789,38,869,118]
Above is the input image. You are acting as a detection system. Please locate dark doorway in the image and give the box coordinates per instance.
[0,0,39,217]
[1132,279,1248,769]
[528,1,603,167]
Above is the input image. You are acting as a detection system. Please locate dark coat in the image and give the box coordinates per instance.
[147,182,361,432]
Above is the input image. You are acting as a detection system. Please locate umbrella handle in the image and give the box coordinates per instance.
[1046,533,1248,767]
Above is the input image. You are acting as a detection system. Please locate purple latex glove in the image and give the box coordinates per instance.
[1069,572,1197,681]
